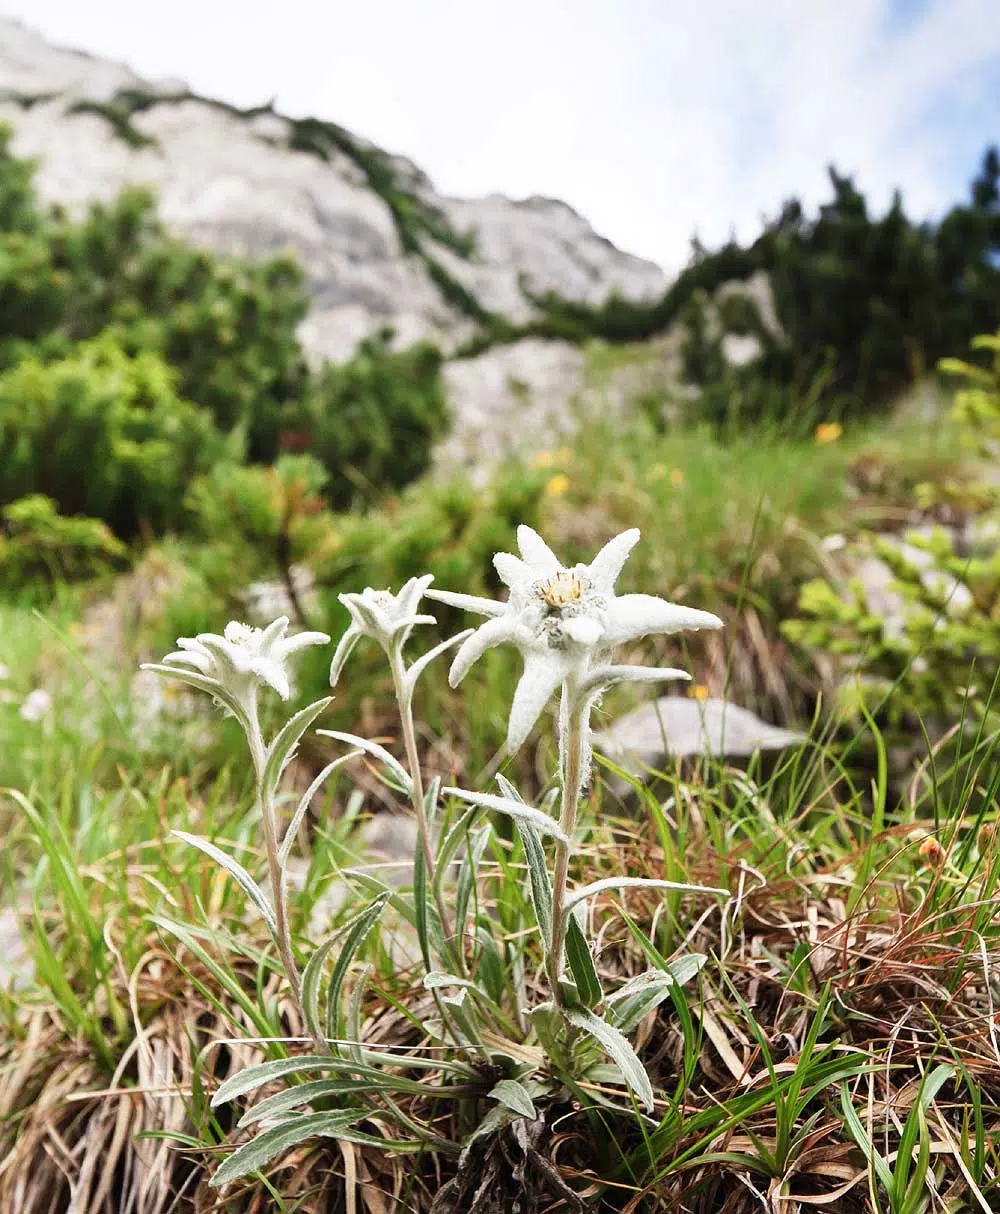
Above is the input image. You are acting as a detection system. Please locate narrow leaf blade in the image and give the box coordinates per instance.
[171,831,276,938]
[565,1006,654,1113]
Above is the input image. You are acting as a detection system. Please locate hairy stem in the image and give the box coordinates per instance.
[246,697,323,1051]
[548,681,588,1009]
[389,652,457,964]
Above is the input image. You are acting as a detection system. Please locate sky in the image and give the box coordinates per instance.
[2,0,999,273]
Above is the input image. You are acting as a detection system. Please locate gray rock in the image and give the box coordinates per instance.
[594,696,805,777]
[0,17,666,371]
[0,907,32,990]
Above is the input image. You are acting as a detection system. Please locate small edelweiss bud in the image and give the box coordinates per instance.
[329,576,436,687]
[143,616,329,716]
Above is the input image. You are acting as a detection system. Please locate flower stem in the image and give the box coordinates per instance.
[246,697,323,1051]
[389,653,457,965]
[548,682,588,1009]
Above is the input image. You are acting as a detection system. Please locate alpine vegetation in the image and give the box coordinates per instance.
[143,527,728,1188]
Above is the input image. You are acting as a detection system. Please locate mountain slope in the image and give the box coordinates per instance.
[0,18,666,365]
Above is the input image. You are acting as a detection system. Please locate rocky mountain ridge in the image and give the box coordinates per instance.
[0,17,666,370]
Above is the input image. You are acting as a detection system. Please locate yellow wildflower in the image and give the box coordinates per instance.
[532,450,557,469]
[814,422,843,444]
[689,683,710,701]
[544,473,570,497]
[670,468,685,487]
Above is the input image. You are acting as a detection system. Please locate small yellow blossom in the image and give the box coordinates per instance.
[814,422,843,445]
[689,683,710,701]
[545,473,570,497]
[670,468,685,487]
[532,450,557,469]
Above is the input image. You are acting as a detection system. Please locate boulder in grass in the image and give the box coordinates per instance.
[593,696,806,782]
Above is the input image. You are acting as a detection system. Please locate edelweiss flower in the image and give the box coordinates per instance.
[329,575,436,687]
[157,616,329,704]
[427,526,722,751]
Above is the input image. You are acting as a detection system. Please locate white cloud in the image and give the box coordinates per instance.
[2,0,998,272]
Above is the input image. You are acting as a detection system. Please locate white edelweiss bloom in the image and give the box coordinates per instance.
[426,525,723,751]
[159,616,329,703]
[329,575,436,687]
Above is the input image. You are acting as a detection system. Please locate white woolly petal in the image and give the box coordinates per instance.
[516,525,561,576]
[493,551,532,588]
[425,588,508,618]
[562,616,604,647]
[279,630,331,655]
[258,616,290,653]
[349,594,392,637]
[397,574,434,615]
[162,649,212,673]
[254,658,291,700]
[602,595,724,645]
[579,664,691,700]
[448,615,519,686]
[197,635,255,674]
[506,652,571,752]
[328,627,362,687]
[587,528,641,591]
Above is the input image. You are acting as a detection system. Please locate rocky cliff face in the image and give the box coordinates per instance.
[0,18,666,370]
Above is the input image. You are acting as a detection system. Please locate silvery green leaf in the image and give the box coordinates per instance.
[513,818,553,950]
[324,893,391,1042]
[562,876,728,911]
[564,916,602,1008]
[210,1110,364,1187]
[404,629,474,698]
[605,971,677,1035]
[238,1079,360,1128]
[489,1079,537,1119]
[317,729,412,791]
[565,1006,655,1113]
[578,665,691,702]
[171,831,276,939]
[346,963,373,1066]
[444,787,569,844]
[140,663,249,731]
[278,750,363,868]
[212,1056,347,1107]
[664,953,708,987]
[423,971,475,991]
[455,823,492,945]
[262,697,333,799]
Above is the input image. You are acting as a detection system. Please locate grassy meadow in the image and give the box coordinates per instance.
[3,374,1000,1213]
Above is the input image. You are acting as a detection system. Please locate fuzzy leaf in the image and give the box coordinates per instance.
[489,1079,537,1119]
[564,916,602,1008]
[171,831,276,939]
[262,697,333,799]
[316,730,412,791]
[325,893,391,1042]
[444,787,569,844]
[278,750,362,868]
[210,1110,363,1186]
[563,876,728,911]
[565,1006,655,1113]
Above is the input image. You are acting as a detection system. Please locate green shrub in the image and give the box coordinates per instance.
[0,334,225,537]
[299,332,449,508]
[784,330,1000,730]
[0,126,451,542]
[0,495,128,587]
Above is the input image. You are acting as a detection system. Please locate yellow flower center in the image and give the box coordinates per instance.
[539,571,583,608]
